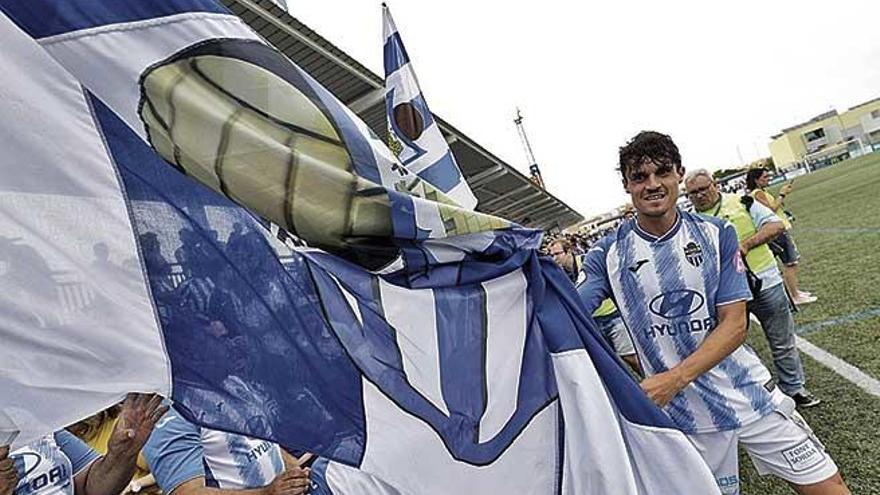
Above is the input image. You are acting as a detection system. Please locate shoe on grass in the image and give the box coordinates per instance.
[793,294,818,305]
[792,391,821,408]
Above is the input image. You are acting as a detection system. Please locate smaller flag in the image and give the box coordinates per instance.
[383,4,477,210]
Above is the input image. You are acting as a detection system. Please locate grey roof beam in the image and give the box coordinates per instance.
[534,211,568,230]
[347,87,386,113]
[493,190,545,216]
[235,0,382,89]
[503,196,555,219]
[480,184,534,210]
[467,165,505,188]
[529,204,564,222]
[515,202,562,222]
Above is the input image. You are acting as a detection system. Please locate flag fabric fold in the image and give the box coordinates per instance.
[382,5,478,210]
[0,1,720,493]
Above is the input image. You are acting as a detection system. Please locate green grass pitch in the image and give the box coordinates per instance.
[738,152,880,494]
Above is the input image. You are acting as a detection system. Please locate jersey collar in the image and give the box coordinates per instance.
[633,209,682,243]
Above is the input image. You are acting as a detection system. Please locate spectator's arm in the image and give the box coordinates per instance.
[740,200,785,254]
[741,221,784,254]
[76,394,167,495]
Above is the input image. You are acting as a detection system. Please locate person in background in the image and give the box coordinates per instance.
[0,393,167,495]
[685,169,821,409]
[547,238,640,372]
[745,168,815,305]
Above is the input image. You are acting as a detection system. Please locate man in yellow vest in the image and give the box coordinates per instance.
[546,238,639,372]
[745,168,815,305]
[685,170,820,408]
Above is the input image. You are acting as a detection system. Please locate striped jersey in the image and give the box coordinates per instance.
[579,210,776,433]
[144,409,284,492]
[12,432,99,495]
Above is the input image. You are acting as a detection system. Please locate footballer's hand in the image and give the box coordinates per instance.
[780,183,793,196]
[0,446,18,495]
[640,369,688,408]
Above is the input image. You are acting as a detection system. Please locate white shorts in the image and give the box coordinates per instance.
[688,390,838,495]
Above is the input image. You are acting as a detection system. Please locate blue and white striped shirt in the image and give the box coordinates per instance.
[579,210,776,433]
[144,409,284,492]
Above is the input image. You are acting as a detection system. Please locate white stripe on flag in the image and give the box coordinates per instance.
[332,276,364,327]
[480,269,528,443]
[0,14,171,447]
[39,12,260,138]
[357,379,558,495]
[378,279,449,416]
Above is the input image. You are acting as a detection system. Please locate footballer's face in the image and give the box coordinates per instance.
[757,171,771,188]
[623,160,684,218]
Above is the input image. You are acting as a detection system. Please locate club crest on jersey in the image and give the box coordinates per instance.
[683,241,703,267]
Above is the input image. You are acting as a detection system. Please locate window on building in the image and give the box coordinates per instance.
[804,128,825,142]
[871,109,880,120]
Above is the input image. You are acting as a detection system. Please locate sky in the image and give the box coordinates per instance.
[285,0,880,218]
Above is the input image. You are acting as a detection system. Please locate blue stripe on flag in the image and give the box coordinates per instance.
[383,31,411,76]
[89,93,368,466]
[388,230,538,289]
[0,0,227,39]
[309,251,561,465]
[416,151,464,192]
[535,256,676,429]
[434,285,487,436]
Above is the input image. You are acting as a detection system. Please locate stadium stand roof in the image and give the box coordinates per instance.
[222,0,584,230]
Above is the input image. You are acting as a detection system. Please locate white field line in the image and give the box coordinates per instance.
[795,335,880,399]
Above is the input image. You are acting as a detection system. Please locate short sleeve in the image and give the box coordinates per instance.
[748,200,782,229]
[716,222,752,306]
[54,430,99,476]
[143,410,206,494]
[576,242,613,314]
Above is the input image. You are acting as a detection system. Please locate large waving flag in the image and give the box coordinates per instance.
[0,2,719,493]
[383,4,478,210]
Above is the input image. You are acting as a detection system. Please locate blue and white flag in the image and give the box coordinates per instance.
[0,2,720,493]
[383,5,478,210]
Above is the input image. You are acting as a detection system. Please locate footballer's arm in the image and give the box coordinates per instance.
[639,301,748,407]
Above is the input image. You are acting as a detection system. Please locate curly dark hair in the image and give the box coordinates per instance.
[618,131,682,183]
[745,167,768,192]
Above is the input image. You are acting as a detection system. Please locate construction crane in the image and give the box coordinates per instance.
[513,108,545,190]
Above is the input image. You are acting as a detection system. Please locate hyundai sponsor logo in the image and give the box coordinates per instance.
[649,289,705,319]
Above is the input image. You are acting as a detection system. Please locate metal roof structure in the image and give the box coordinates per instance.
[221,0,583,230]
